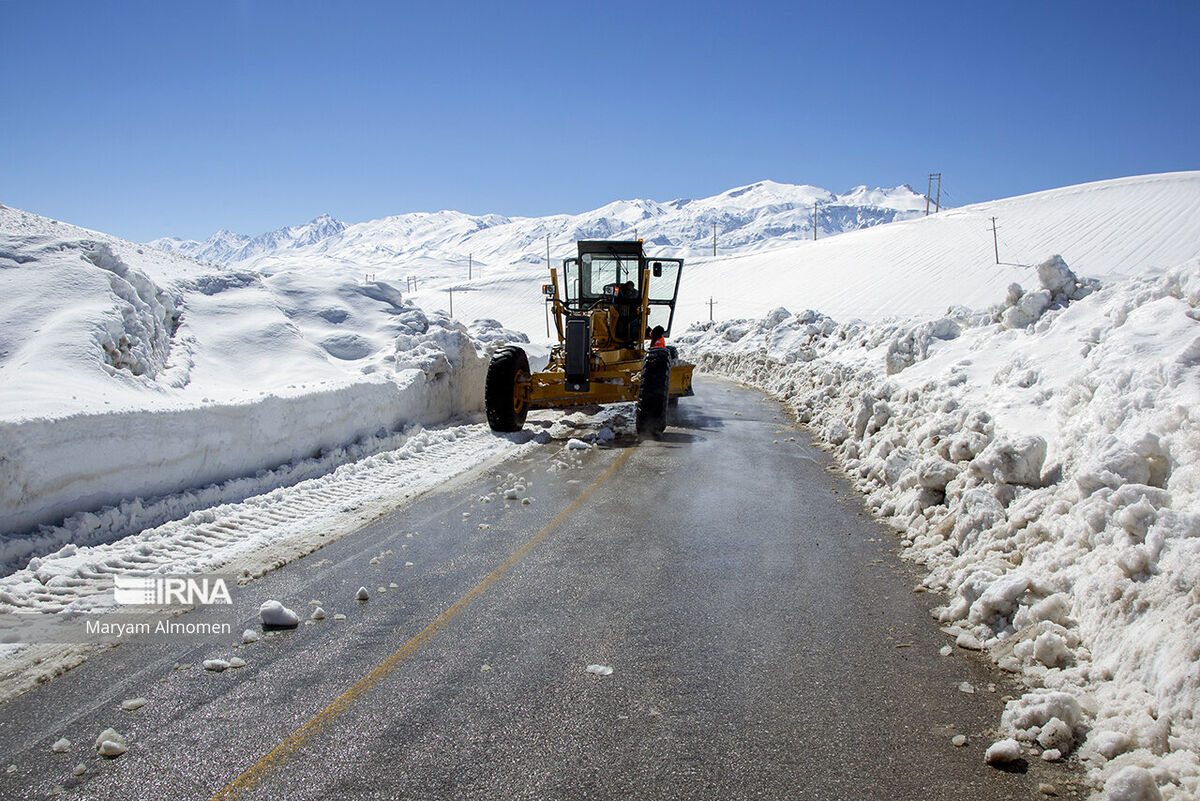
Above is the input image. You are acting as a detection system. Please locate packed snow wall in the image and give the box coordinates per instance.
[0,365,487,540]
[0,204,511,562]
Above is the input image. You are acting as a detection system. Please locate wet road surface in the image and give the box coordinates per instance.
[0,377,1083,800]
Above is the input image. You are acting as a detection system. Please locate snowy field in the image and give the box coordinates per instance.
[3,171,1200,800]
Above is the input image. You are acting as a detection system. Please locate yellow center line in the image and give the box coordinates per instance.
[210,445,634,800]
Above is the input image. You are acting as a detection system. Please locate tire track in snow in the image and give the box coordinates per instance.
[0,423,525,616]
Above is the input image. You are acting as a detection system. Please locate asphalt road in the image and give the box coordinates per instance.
[0,377,1083,800]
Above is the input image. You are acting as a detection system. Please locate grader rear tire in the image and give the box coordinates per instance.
[485,346,530,432]
[636,347,671,436]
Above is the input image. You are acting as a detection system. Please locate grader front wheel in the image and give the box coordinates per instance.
[485,346,530,432]
[636,347,671,436]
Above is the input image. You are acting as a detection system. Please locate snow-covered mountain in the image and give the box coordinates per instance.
[151,214,348,265]
[149,181,927,269]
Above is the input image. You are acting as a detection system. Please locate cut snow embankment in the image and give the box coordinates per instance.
[0,205,530,570]
[678,257,1200,800]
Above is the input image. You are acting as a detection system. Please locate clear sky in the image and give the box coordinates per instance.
[2,0,1197,242]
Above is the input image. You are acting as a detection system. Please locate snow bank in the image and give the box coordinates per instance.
[678,256,1200,800]
[0,205,529,566]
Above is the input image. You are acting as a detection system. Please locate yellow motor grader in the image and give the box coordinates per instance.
[485,240,694,436]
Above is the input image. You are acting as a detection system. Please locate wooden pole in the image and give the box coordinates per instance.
[991,217,999,264]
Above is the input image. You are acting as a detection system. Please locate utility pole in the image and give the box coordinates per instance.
[448,287,453,317]
[468,253,472,281]
[545,234,550,274]
[813,201,821,240]
[991,217,1000,264]
[712,222,717,257]
[708,297,718,321]
[926,173,942,215]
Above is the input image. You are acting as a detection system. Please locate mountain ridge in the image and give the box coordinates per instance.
[148,181,927,270]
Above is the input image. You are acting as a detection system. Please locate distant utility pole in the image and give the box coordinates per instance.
[712,222,717,257]
[813,201,821,241]
[925,173,942,216]
[468,253,473,281]
[991,217,1000,264]
[708,297,718,321]
[545,234,550,274]
[448,286,453,317]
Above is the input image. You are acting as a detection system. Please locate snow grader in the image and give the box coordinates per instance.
[484,239,694,436]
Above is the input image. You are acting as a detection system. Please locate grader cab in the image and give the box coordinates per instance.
[485,240,695,436]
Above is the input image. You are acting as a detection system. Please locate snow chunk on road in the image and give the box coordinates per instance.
[585,664,613,676]
[203,659,230,672]
[120,697,147,712]
[566,438,591,450]
[51,738,70,753]
[1000,691,1085,757]
[94,728,127,758]
[259,600,299,628]
[985,738,1023,766]
[355,586,369,601]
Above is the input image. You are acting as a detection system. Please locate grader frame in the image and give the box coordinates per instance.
[485,239,694,435]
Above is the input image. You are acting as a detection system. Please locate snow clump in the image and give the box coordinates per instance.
[94,728,127,758]
[259,600,299,628]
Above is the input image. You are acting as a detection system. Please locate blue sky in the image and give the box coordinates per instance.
[2,0,1197,242]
